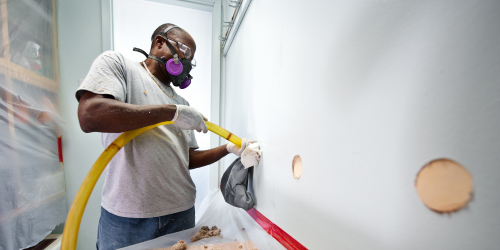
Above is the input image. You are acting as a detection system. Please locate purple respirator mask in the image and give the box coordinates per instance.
[133,25,195,89]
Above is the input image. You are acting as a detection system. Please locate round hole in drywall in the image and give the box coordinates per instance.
[415,158,473,213]
[292,155,303,179]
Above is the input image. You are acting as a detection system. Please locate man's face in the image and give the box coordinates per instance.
[151,31,196,83]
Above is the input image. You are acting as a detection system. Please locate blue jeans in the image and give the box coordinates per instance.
[96,206,195,250]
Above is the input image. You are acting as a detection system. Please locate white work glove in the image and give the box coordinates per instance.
[241,142,261,168]
[226,138,252,157]
[227,139,262,168]
[172,105,208,133]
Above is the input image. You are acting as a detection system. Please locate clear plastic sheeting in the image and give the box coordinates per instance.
[0,0,66,249]
[120,190,286,250]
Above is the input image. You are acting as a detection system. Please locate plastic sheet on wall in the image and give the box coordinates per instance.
[120,190,286,250]
[0,0,66,249]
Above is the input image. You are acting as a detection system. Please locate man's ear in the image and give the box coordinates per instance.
[153,35,165,49]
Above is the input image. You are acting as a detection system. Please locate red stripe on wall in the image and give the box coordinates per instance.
[247,208,308,250]
[57,136,63,163]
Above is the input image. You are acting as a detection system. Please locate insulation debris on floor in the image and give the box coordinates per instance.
[154,241,257,250]
[170,241,188,250]
[118,190,285,250]
[190,226,222,242]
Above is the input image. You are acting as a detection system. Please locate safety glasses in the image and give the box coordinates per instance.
[165,38,191,58]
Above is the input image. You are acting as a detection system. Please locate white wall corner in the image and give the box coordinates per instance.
[210,0,223,191]
[222,0,252,55]
[101,0,113,52]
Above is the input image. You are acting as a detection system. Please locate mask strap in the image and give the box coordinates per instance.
[148,55,167,64]
[164,40,180,64]
[132,47,165,64]
[158,25,179,39]
[135,25,182,64]
[133,47,149,58]
[158,25,181,64]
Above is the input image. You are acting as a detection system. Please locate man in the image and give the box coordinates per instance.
[76,23,252,250]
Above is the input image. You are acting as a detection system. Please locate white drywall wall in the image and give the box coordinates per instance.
[113,0,213,213]
[223,0,500,249]
[57,0,105,249]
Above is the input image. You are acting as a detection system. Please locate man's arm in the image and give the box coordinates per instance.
[189,145,230,170]
[78,91,177,133]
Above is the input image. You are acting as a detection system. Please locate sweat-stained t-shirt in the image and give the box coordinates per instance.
[75,51,199,218]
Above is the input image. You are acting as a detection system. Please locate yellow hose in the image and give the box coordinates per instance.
[61,121,241,250]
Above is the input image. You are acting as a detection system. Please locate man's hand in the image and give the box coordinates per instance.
[241,142,261,168]
[227,138,261,168]
[172,105,208,133]
[226,138,254,157]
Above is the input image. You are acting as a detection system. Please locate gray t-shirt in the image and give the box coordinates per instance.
[76,51,198,218]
